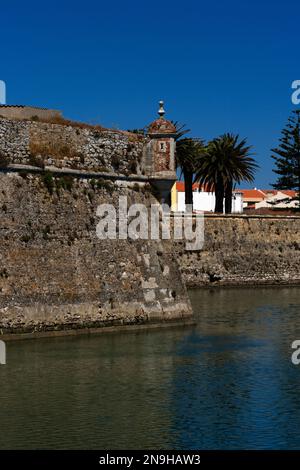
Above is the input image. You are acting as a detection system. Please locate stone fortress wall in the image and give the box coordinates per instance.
[0,106,300,338]
[0,172,192,336]
[175,214,300,286]
[0,116,147,175]
[0,105,62,121]
[0,105,192,338]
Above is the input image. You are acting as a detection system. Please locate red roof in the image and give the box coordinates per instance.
[175,183,299,200]
[148,118,176,135]
[176,182,213,192]
[280,190,298,198]
[239,189,266,200]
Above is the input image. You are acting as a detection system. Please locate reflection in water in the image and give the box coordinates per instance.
[1,287,300,449]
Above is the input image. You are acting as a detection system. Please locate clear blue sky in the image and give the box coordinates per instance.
[1,0,299,188]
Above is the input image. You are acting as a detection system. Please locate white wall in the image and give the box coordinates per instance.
[177,191,243,213]
[232,193,243,213]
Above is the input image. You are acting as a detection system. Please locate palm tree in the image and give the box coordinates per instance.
[195,133,257,213]
[176,134,206,210]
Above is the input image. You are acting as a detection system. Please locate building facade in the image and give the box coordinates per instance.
[171,182,243,213]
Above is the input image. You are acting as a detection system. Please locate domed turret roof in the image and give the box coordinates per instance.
[148,117,176,135]
[148,101,176,135]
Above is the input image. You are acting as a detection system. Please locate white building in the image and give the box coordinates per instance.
[255,190,299,209]
[171,182,243,213]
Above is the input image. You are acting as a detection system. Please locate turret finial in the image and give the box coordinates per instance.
[158,100,165,118]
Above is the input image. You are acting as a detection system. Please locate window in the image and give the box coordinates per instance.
[159,141,166,152]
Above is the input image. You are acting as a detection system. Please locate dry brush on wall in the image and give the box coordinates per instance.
[0,117,146,175]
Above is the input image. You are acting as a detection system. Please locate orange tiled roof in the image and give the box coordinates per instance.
[238,189,298,199]
[176,182,213,192]
[280,190,298,198]
[176,182,265,197]
[239,189,266,200]
[175,183,299,200]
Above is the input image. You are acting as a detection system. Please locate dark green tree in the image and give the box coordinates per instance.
[272,109,300,206]
[195,133,257,213]
[176,136,206,210]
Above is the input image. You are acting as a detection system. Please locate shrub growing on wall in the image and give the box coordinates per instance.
[0,151,10,168]
[41,171,54,195]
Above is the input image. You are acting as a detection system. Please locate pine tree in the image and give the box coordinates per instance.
[272,110,300,206]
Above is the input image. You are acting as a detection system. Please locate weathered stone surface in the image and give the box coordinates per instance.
[0,117,146,175]
[2,115,300,339]
[0,173,192,334]
[175,215,300,286]
[0,105,62,121]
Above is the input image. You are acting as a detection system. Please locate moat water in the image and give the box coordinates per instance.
[1,287,300,449]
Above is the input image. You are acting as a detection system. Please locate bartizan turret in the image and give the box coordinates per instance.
[145,101,177,204]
